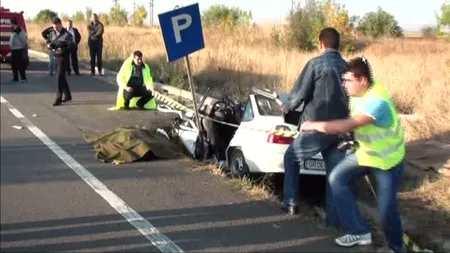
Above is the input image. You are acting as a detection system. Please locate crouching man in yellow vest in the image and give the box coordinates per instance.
[300,57,405,253]
[116,50,155,110]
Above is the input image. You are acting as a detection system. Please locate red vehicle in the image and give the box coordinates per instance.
[0,6,27,63]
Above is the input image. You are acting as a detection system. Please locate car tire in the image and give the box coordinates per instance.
[229,149,250,178]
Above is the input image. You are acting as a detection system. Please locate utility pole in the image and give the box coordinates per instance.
[133,0,136,12]
[113,0,118,5]
[149,0,154,26]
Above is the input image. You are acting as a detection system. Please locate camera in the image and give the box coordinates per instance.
[337,132,359,152]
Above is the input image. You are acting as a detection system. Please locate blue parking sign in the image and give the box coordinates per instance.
[158,3,205,62]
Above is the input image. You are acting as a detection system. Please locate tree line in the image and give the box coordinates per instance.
[32,0,450,51]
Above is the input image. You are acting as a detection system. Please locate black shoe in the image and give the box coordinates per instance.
[75,72,81,76]
[53,99,62,106]
[67,72,71,76]
[280,203,299,215]
[123,105,130,110]
[10,79,19,83]
[62,97,72,102]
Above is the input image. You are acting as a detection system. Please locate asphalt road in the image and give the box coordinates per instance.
[0,56,366,252]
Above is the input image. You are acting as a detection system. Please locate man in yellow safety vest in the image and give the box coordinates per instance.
[300,56,405,253]
[116,50,155,110]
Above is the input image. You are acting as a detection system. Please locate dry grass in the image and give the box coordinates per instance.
[26,22,450,143]
[398,177,450,249]
[401,177,450,216]
[190,162,272,200]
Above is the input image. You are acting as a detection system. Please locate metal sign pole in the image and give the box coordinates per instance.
[184,55,204,148]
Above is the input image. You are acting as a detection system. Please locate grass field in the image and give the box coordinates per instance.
[26,22,450,142]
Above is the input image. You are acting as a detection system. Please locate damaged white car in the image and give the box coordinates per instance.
[169,87,326,178]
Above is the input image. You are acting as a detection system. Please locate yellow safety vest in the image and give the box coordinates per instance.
[350,81,405,170]
[116,54,154,91]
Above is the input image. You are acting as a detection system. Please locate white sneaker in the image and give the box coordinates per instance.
[335,233,372,247]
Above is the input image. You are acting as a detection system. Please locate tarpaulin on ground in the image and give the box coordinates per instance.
[83,127,184,164]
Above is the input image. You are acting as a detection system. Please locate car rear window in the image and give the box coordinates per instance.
[255,95,283,116]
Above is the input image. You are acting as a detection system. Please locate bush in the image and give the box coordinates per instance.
[202,5,252,30]
[356,7,403,38]
[421,26,439,38]
[281,0,355,53]
[34,9,58,23]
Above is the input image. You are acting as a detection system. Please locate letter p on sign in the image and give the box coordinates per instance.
[172,14,192,43]
[158,3,205,62]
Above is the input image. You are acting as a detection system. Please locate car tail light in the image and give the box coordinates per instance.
[267,133,294,144]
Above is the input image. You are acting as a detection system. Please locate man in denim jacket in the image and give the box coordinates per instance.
[280,27,349,227]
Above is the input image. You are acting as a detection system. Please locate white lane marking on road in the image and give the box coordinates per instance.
[0,95,184,253]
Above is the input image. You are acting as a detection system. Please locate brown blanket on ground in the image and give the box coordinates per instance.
[83,127,184,164]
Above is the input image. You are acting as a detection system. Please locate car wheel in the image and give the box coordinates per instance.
[229,149,250,178]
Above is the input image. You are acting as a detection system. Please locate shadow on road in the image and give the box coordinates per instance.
[0,201,355,252]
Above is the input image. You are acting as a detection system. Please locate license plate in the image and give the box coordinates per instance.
[304,159,325,171]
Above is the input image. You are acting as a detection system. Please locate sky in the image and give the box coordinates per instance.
[0,0,444,31]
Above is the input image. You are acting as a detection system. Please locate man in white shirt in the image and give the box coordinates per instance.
[65,20,81,75]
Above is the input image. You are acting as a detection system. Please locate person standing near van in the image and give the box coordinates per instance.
[87,13,104,76]
[9,18,27,82]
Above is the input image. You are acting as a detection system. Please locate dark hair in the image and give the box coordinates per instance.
[10,18,18,25]
[319,27,340,50]
[51,17,62,25]
[344,57,374,84]
[133,50,143,57]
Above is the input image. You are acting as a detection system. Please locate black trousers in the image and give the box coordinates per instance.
[66,45,79,74]
[123,86,153,108]
[55,55,72,101]
[89,39,103,74]
[11,49,26,81]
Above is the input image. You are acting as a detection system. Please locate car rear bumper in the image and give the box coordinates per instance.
[243,145,326,176]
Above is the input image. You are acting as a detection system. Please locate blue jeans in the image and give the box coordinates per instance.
[328,153,404,252]
[283,131,344,227]
[49,50,55,74]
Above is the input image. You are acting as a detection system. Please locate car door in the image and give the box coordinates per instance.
[229,97,254,148]
[238,95,281,169]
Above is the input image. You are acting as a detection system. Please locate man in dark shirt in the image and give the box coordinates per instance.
[65,19,81,75]
[46,17,74,106]
[87,13,104,76]
[280,28,349,227]
[116,50,154,110]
